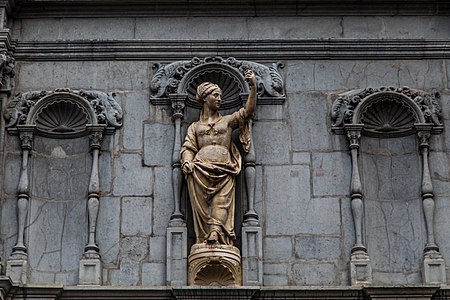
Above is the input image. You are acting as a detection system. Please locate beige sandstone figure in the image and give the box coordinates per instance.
[180,69,257,246]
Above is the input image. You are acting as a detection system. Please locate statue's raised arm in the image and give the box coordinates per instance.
[244,69,257,118]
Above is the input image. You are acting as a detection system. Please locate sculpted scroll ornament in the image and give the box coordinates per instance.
[4,89,123,136]
[150,56,284,103]
[331,86,442,129]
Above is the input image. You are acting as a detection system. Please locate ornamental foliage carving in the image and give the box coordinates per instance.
[150,56,285,108]
[331,86,442,137]
[4,88,122,138]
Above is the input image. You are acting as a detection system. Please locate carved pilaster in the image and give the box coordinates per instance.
[345,124,372,285]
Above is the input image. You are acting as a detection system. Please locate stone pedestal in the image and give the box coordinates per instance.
[188,244,241,286]
[350,252,372,285]
[167,224,188,286]
[78,258,102,285]
[6,257,29,284]
[241,226,262,286]
[423,252,446,284]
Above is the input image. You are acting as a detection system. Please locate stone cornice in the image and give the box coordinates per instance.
[8,0,450,18]
[12,39,450,61]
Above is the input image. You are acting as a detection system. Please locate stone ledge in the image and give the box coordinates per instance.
[13,39,450,61]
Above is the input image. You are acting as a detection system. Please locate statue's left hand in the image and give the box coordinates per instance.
[244,69,257,88]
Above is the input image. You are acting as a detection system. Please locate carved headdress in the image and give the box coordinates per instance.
[196,82,220,104]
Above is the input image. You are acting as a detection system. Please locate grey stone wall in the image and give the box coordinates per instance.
[1,11,449,288]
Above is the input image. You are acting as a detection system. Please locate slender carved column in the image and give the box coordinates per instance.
[84,126,104,257]
[12,127,34,258]
[170,95,185,224]
[416,124,446,283]
[242,119,263,285]
[345,124,372,285]
[166,94,188,286]
[243,120,258,225]
[6,125,34,283]
[78,125,104,286]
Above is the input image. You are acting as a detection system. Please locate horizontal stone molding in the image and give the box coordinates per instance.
[12,39,450,61]
[10,0,450,18]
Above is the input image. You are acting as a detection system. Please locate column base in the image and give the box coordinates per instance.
[350,252,372,285]
[166,225,188,286]
[423,252,446,284]
[78,258,102,286]
[6,257,29,284]
[242,225,263,286]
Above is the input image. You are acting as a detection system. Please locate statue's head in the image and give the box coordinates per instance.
[196,82,221,105]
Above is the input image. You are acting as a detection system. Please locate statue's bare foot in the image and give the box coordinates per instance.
[207,231,219,244]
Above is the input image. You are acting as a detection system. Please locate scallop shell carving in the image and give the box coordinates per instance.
[194,264,235,286]
[361,99,416,137]
[35,101,89,137]
[186,70,243,110]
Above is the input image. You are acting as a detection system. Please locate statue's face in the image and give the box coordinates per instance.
[204,88,222,111]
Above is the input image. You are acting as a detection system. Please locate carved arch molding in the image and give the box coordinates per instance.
[3,88,122,285]
[331,86,446,285]
[151,56,285,286]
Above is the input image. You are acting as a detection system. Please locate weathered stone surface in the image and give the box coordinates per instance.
[361,136,420,200]
[143,123,174,167]
[3,153,20,196]
[342,16,450,39]
[97,197,120,265]
[284,62,315,92]
[263,236,292,261]
[292,262,338,285]
[397,60,445,90]
[312,152,351,196]
[263,263,289,286]
[1,198,18,259]
[365,198,424,283]
[153,167,173,235]
[99,151,112,195]
[120,92,150,150]
[121,197,153,236]
[292,152,310,165]
[294,236,340,260]
[255,104,285,121]
[16,18,136,41]
[289,92,331,151]
[149,236,166,262]
[429,151,449,197]
[112,153,153,196]
[265,165,310,235]
[16,61,151,91]
[142,262,165,286]
[253,121,290,165]
[109,236,148,286]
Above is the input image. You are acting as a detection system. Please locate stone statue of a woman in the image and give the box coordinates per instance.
[180,69,257,246]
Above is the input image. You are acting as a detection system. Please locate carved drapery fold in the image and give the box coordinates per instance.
[331,86,445,285]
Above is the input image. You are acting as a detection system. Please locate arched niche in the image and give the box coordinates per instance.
[331,86,445,285]
[150,56,285,286]
[3,89,122,285]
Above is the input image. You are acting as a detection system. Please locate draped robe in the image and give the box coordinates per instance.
[180,107,251,245]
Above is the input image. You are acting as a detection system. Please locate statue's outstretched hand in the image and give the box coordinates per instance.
[244,69,257,89]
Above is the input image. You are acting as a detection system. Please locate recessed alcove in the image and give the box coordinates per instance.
[361,135,425,283]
